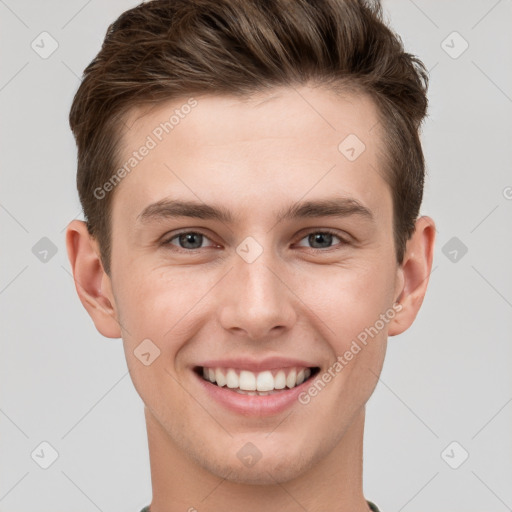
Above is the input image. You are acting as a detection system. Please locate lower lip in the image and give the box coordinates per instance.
[194,370,314,417]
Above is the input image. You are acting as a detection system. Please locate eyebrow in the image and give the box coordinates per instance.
[136,196,374,224]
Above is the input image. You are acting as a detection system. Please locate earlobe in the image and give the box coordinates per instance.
[388,216,436,337]
[65,220,122,339]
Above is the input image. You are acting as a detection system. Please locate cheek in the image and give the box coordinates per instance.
[113,267,207,408]
[300,259,395,345]
[114,263,216,348]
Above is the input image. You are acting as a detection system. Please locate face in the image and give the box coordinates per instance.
[95,86,405,483]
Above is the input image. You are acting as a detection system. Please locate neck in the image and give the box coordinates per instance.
[145,406,370,512]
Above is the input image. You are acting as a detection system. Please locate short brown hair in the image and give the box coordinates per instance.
[69,0,428,276]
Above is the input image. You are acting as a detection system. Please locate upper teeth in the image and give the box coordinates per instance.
[202,367,312,391]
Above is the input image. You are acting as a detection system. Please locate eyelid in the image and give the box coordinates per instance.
[161,229,218,250]
[161,228,351,252]
[294,229,350,249]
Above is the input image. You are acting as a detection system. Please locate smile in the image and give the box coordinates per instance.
[196,366,320,395]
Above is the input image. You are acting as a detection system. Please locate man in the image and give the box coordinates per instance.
[66,0,435,510]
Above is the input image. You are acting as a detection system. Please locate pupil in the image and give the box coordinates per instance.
[180,233,202,249]
[309,232,332,248]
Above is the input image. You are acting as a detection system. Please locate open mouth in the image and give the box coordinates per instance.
[194,365,320,396]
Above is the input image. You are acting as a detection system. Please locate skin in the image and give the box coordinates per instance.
[66,85,435,512]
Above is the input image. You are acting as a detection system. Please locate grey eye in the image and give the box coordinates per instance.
[297,232,341,249]
[171,232,206,249]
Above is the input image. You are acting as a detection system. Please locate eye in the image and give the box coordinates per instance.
[164,231,215,250]
[296,230,346,250]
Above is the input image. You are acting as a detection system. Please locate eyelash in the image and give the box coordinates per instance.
[161,229,349,253]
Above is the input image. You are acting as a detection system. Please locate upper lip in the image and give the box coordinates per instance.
[195,356,319,373]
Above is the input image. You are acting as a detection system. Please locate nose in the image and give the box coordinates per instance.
[217,247,297,341]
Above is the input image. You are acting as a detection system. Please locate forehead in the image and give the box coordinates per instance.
[122,86,382,154]
[112,86,390,226]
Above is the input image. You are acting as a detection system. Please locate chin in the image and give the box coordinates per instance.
[199,449,314,485]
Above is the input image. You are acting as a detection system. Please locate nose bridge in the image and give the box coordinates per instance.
[218,240,296,338]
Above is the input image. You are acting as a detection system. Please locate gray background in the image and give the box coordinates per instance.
[1,0,511,511]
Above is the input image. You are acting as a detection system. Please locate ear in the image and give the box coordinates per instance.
[65,220,122,339]
[388,216,436,336]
